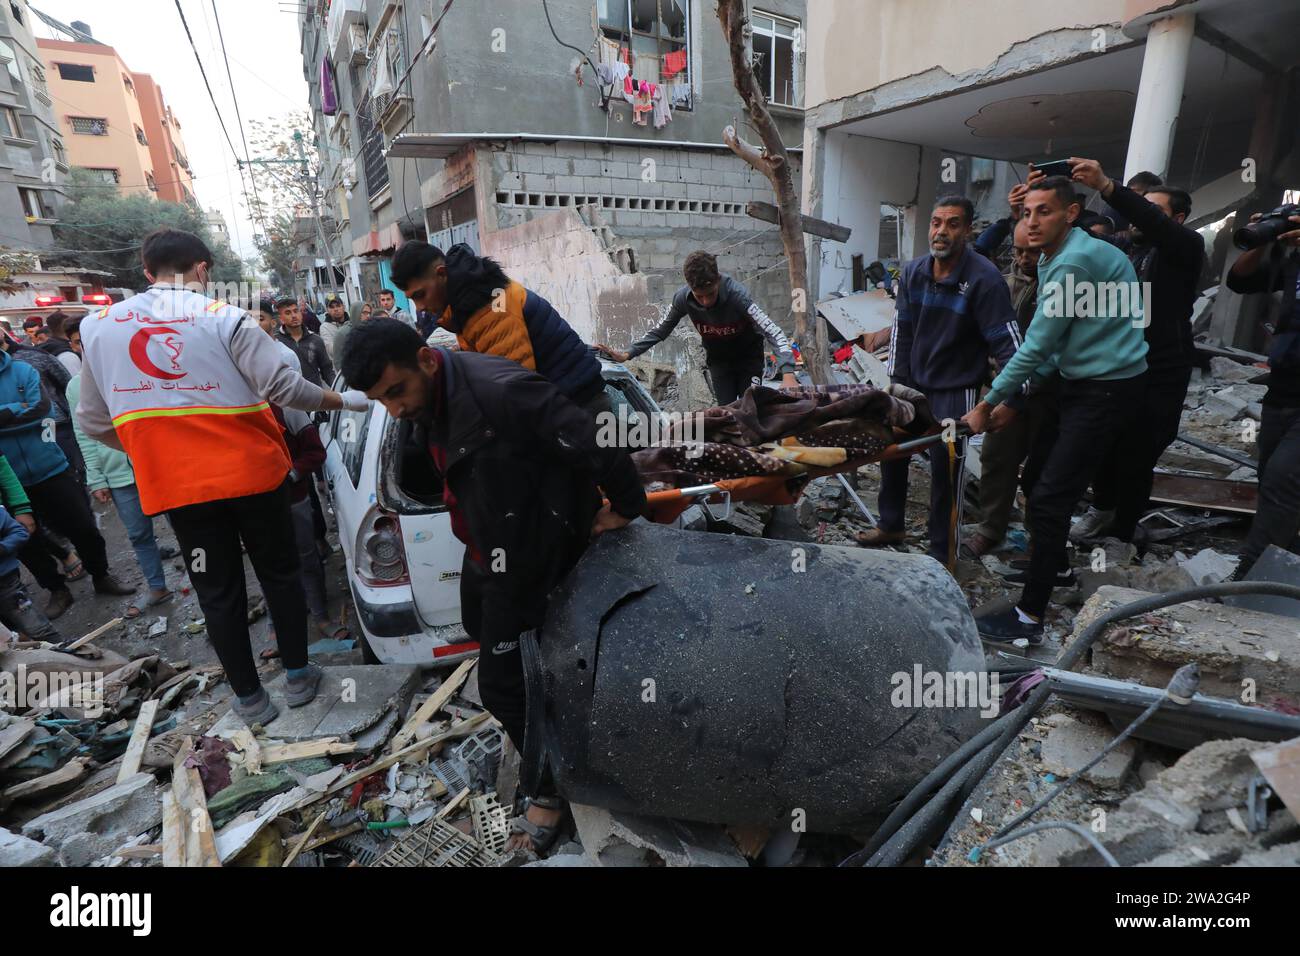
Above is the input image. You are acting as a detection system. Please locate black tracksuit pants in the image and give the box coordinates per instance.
[19,467,111,589]
[167,480,307,699]
[707,355,764,406]
[1091,365,1192,541]
[1020,374,1147,617]
[878,386,977,564]
[459,555,556,798]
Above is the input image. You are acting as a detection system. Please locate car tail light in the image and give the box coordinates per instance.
[355,507,410,587]
[82,293,111,305]
[34,295,64,307]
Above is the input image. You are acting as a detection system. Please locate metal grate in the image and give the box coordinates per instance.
[371,817,498,868]
[355,93,388,195]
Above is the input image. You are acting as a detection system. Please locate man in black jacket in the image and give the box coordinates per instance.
[340,319,646,850]
[276,296,335,387]
[1225,210,1300,577]
[1066,158,1205,543]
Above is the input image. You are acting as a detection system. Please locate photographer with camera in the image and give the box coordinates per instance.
[1225,206,1300,578]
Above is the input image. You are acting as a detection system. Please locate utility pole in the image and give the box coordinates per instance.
[241,130,343,300]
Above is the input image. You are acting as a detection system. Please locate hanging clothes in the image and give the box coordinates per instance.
[663,48,687,78]
[321,57,338,116]
[633,85,654,126]
[652,85,672,129]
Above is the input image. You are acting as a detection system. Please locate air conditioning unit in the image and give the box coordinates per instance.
[348,22,368,64]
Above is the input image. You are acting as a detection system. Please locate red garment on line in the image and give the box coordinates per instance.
[663,49,687,76]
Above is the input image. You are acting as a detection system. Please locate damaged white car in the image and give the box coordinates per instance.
[319,359,662,665]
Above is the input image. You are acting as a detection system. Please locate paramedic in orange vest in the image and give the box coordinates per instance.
[75,229,372,727]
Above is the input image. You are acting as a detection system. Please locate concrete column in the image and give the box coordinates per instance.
[1123,13,1196,182]
[901,146,942,261]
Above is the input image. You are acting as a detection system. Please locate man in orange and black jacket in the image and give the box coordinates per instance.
[388,241,607,414]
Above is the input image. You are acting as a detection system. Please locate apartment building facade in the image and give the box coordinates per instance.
[37,35,194,202]
[0,0,67,252]
[297,0,808,382]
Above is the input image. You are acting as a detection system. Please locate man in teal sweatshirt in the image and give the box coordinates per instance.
[962,175,1148,643]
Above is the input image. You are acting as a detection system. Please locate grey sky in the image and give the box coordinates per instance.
[33,0,309,260]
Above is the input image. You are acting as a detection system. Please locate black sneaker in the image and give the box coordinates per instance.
[999,566,1076,587]
[976,607,1044,645]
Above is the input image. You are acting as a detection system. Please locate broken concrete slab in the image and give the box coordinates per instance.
[21,772,161,867]
[207,665,420,751]
[571,803,748,867]
[0,825,56,866]
[1039,712,1138,788]
[1176,548,1240,585]
[1209,356,1261,383]
[1080,586,1300,702]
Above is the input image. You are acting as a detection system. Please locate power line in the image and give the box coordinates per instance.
[174,0,253,247]
[211,0,267,237]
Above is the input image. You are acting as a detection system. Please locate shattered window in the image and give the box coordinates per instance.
[598,0,692,108]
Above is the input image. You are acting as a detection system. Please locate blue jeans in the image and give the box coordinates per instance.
[110,484,166,591]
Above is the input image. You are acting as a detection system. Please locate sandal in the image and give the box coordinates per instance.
[63,557,86,581]
[124,589,174,619]
[316,620,351,641]
[508,796,564,854]
[958,532,999,560]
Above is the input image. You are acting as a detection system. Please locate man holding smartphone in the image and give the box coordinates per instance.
[1065,158,1205,545]
[962,175,1148,643]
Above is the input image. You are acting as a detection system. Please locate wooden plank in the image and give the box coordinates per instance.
[116,699,160,784]
[0,756,89,800]
[436,786,471,820]
[301,821,362,853]
[114,844,162,860]
[160,790,183,868]
[389,659,476,754]
[63,617,124,652]
[282,810,328,867]
[171,736,221,868]
[746,200,852,243]
[261,738,358,765]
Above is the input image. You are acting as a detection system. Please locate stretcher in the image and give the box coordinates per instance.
[642,426,969,527]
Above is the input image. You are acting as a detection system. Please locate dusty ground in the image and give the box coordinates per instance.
[28,485,362,717]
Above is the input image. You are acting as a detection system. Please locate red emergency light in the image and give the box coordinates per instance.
[81,293,111,305]
[34,294,64,307]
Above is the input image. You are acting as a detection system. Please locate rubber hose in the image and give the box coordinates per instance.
[864,581,1300,867]
[840,709,1021,866]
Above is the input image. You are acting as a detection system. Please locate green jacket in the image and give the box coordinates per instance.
[985,227,1148,407]
[67,375,136,491]
[0,452,31,515]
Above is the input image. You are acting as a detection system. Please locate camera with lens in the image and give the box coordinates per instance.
[1233,203,1300,250]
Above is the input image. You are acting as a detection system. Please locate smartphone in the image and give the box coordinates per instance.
[1033,159,1075,179]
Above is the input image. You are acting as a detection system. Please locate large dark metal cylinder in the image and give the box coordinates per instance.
[521,522,989,832]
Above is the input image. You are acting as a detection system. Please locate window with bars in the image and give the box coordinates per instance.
[146,172,157,192]
[135,124,148,146]
[56,62,95,83]
[598,0,692,107]
[70,116,108,135]
[123,73,135,95]
[2,106,20,138]
[752,11,800,107]
[52,137,66,166]
[356,93,389,196]
[81,166,120,184]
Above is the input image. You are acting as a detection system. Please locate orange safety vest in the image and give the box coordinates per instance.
[80,286,290,515]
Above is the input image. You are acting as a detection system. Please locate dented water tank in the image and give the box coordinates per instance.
[521,522,990,833]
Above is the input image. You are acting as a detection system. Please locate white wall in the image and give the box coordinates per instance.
[818,132,922,296]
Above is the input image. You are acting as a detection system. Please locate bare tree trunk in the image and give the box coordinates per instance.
[716,0,829,384]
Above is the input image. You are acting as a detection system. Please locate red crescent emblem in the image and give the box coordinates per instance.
[128,326,186,380]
